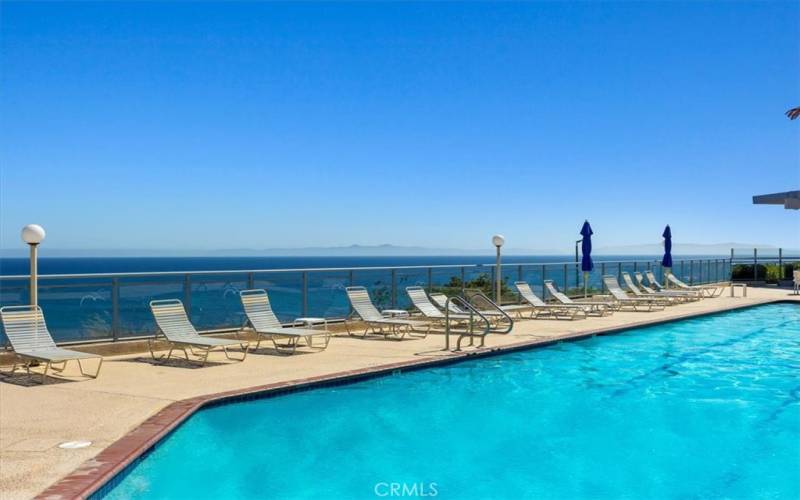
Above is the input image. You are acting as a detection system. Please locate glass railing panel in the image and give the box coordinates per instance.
[543,264,568,301]
[350,269,394,311]
[564,263,582,297]
[118,276,184,337]
[0,279,28,346]
[428,266,467,299]
[518,265,545,300]
[497,265,518,304]
[33,280,114,343]
[395,268,430,311]
[252,272,302,323]
[459,265,495,300]
[189,274,249,331]
[306,271,350,319]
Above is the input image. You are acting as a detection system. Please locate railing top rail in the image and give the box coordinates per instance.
[0,257,725,281]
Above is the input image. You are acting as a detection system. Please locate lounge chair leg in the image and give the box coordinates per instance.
[89,358,103,378]
[272,337,298,355]
[75,358,103,379]
[41,361,51,384]
[199,348,210,367]
[223,343,249,361]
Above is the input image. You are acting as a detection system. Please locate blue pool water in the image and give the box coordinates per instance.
[103,304,800,499]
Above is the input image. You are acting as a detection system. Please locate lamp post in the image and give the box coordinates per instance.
[492,234,505,303]
[21,224,46,307]
[575,238,583,290]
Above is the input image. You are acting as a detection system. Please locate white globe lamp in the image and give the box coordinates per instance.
[21,224,46,307]
[491,234,505,303]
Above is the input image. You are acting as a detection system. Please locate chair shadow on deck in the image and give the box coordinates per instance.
[119,356,231,369]
[0,369,75,387]
[245,345,318,357]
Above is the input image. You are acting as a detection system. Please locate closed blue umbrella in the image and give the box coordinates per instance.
[662,225,673,285]
[580,221,593,296]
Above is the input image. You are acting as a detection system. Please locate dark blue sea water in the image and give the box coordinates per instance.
[2,255,640,276]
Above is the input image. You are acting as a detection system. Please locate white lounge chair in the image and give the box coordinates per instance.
[513,281,587,320]
[0,305,103,384]
[602,275,665,311]
[543,280,613,316]
[345,286,429,339]
[667,274,726,298]
[644,271,702,299]
[429,292,504,319]
[621,272,678,306]
[635,272,700,301]
[430,292,467,315]
[149,299,249,365]
[240,289,331,354]
[794,270,800,295]
[406,287,474,326]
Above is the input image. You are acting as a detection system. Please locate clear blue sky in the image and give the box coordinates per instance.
[2,1,798,253]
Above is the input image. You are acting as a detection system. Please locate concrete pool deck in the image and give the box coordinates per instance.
[1,287,797,498]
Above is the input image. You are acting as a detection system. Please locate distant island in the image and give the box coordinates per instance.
[0,242,789,258]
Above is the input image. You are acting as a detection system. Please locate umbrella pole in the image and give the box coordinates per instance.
[583,271,589,298]
[664,267,671,288]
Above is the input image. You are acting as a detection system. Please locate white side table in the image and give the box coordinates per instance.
[293,317,328,346]
[381,309,410,319]
[730,283,747,298]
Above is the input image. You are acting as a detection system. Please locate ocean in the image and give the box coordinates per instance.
[0,255,671,276]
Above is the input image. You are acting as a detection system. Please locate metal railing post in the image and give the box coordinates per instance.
[247,272,255,289]
[302,271,309,316]
[689,260,694,285]
[491,265,497,302]
[563,264,568,294]
[348,270,355,316]
[183,274,192,320]
[111,278,120,341]
[461,267,466,297]
[427,267,433,294]
[391,269,397,308]
[754,248,758,281]
[541,265,546,296]
[779,248,783,279]
[680,261,685,281]
[617,262,622,281]
[601,262,606,292]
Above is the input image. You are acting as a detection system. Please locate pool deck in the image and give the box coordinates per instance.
[1,287,797,499]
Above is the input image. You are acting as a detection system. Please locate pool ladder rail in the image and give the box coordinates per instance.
[443,292,513,351]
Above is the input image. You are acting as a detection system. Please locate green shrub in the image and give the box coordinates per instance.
[731,264,768,280]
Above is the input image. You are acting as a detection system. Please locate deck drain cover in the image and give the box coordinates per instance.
[59,440,92,449]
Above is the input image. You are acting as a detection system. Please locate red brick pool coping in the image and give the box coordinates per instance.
[37,298,780,499]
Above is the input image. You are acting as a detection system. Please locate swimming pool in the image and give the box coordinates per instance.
[102,303,800,499]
